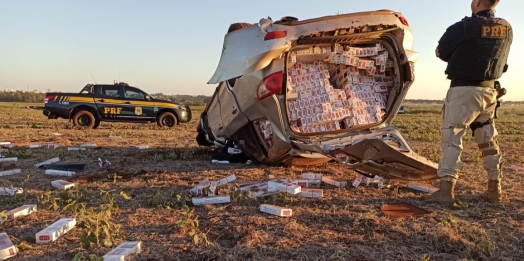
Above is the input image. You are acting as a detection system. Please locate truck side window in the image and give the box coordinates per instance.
[101,86,121,98]
[124,87,146,100]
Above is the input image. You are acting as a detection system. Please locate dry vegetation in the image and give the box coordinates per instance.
[0,102,523,261]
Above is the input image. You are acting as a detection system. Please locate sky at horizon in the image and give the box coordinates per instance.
[1,0,523,101]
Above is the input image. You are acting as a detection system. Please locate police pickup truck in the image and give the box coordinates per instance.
[43,82,192,129]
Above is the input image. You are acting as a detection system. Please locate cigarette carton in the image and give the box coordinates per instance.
[268,180,301,195]
[51,180,75,190]
[2,204,37,221]
[189,179,210,196]
[407,182,438,194]
[136,145,148,150]
[47,143,59,149]
[45,169,75,177]
[108,136,122,139]
[67,147,86,151]
[290,179,314,188]
[321,176,347,187]
[247,190,275,199]
[260,204,292,217]
[209,174,236,196]
[0,188,23,196]
[79,144,97,148]
[0,169,21,177]
[0,233,17,260]
[236,182,267,192]
[298,188,324,198]
[0,142,11,146]
[192,195,231,206]
[0,158,17,163]
[35,157,60,168]
[302,172,323,180]
[509,165,524,173]
[103,241,142,261]
[35,218,76,244]
[29,144,42,149]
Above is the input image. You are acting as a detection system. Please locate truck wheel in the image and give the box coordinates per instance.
[73,110,97,129]
[93,120,100,129]
[157,112,178,127]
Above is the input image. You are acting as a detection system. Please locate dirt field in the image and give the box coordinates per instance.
[0,102,523,261]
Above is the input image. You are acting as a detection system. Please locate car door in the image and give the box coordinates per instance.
[93,85,125,120]
[121,86,156,121]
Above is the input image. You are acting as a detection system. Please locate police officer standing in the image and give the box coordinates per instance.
[423,0,513,206]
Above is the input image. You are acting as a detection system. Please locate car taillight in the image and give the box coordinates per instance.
[264,31,287,41]
[44,95,55,104]
[399,16,409,26]
[257,71,283,101]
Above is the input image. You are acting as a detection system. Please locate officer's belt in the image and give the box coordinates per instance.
[450,79,495,88]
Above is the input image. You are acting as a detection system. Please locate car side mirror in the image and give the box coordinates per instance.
[145,95,151,101]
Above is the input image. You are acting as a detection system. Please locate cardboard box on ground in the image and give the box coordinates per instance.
[286,43,393,134]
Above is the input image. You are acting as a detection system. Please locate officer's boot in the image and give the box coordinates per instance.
[422,180,456,206]
[481,179,502,203]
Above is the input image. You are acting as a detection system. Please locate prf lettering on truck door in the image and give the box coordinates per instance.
[104,107,123,114]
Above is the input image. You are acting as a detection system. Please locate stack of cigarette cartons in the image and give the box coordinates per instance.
[51,180,75,190]
[352,175,387,188]
[0,233,17,260]
[0,169,21,177]
[301,173,323,188]
[407,182,439,194]
[0,188,23,196]
[1,205,37,221]
[189,179,211,196]
[103,241,142,261]
[209,174,236,196]
[321,176,347,187]
[36,218,76,244]
[286,43,393,134]
[268,180,301,195]
[260,204,292,217]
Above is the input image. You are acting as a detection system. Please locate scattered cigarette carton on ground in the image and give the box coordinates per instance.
[322,176,347,187]
[35,157,60,168]
[0,188,23,196]
[302,172,323,180]
[407,182,438,194]
[136,145,148,149]
[235,181,264,192]
[190,179,211,196]
[268,180,301,195]
[508,165,524,173]
[0,142,11,146]
[36,218,76,244]
[2,205,37,221]
[352,175,387,188]
[108,136,122,139]
[45,169,75,177]
[29,144,42,149]
[67,147,86,151]
[46,143,59,149]
[0,232,17,260]
[260,204,292,217]
[209,174,237,196]
[79,144,97,148]
[0,158,17,163]
[51,180,75,190]
[298,188,324,198]
[103,241,142,261]
[192,195,231,205]
[0,169,21,177]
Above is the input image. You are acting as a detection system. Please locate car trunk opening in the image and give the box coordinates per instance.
[284,29,403,136]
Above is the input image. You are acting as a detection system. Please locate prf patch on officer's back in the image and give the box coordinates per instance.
[481,24,508,39]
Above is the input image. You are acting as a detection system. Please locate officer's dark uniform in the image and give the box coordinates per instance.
[434,9,513,183]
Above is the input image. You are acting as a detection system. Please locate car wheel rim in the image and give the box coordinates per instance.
[79,115,90,126]
[163,117,174,127]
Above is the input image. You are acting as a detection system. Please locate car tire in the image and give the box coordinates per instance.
[157,112,178,128]
[73,110,97,129]
[282,156,332,167]
[227,23,251,33]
